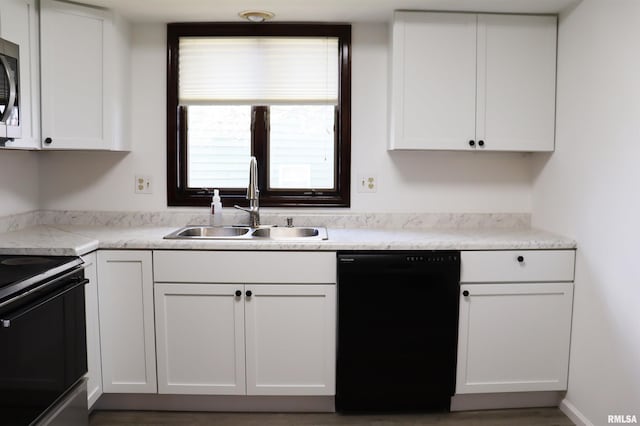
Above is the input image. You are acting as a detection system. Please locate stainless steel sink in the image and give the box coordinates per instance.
[164,225,328,241]
[164,226,251,239]
[251,227,322,239]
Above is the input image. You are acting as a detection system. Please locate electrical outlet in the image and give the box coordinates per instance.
[135,175,152,194]
[357,175,377,193]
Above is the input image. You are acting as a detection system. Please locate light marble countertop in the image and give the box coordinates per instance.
[0,225,99,256]
[0,224,576,256]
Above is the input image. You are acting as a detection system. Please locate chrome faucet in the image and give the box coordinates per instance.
[234,156,260,227]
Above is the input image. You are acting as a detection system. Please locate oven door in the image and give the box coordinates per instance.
[0,271,88,425]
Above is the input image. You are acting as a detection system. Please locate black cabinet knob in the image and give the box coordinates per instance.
[246,290,253,297]
[468,140,475,147]
[517,256,524,263]
[44,137,52,145]
[463,290,470,297]
[235,290,241,297]
[478,140,485,147]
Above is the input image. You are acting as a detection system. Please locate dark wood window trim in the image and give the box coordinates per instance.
[167,23,351,208]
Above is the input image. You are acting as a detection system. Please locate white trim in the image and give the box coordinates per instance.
[451,391,563,411]
[560,398,595,426]
[95,394,335,412]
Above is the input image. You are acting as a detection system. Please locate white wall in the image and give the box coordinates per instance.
[532,1,640,424]
[0,150,39,215]
[37,22,532,213]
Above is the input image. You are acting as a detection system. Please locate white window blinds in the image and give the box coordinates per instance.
[178,37,339,105]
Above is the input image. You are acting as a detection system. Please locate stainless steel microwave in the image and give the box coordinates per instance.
[0,37,20,141]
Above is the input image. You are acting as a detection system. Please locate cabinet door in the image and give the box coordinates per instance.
[456,283,573,394]
[97,250,156,393]
[245,284,336,395]
[389,11,477,150]
[40,0,111,150]
[155,283,246,395]
[476,14,557,151]
[81,252,102,408]
[0,0,40,149]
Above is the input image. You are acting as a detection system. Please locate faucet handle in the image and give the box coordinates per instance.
[286,217,293,227]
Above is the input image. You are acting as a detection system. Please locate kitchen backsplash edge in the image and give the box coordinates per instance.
[0,210,531,233]
[0,210,41,233]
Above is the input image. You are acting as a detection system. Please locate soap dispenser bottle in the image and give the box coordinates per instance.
[210,189,223,226]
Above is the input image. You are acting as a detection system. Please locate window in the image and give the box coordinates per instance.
[167,24,351,207]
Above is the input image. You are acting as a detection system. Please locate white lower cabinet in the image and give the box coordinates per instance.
[154,283,246,395]
[91,248,576,406]
[457,282,573,393]
[457,250,575,394]
[244,284,336,396]
[97,250,156,393]
[153,250,337,397]
[81,251,102,408]
[155,283,336,396]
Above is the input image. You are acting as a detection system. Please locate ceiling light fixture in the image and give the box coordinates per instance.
[239,10,275,23]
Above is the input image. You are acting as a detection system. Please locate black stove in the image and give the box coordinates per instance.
[0,254,88,425]
[0,254,83,304]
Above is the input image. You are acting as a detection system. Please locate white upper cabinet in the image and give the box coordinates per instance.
[389,11,557,152]
[476,14,557,151]
[0,0,40,149]
[389,12,477,150]
[40,0,131,150]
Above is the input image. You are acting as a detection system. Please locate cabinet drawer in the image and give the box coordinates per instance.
[461,250,575,283]
[154,251,336,284]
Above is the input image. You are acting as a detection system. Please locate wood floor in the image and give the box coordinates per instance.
[90,408,574,426]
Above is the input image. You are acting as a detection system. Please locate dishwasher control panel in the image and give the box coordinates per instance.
[405,254,458,263]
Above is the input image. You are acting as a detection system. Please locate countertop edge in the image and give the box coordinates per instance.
[0,225,577,256]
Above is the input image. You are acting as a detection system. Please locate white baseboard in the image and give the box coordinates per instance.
[95,394,335,413]
[560,399,594,426]
[450,391,563,411]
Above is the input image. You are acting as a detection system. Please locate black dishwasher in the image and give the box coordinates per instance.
[336,251,460,412]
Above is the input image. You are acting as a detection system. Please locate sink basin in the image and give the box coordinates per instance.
[164,225,328,241]
[251,227,323,239]
[164,226,251,239]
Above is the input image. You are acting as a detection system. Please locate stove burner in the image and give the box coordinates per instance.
[1,257,54,266]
